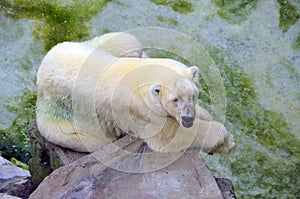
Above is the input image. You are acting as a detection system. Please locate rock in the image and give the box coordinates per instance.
[28,120,236,198]
[0,193,22,199]
[216,178,237,199]
[0,156,30,181]
[0,176,35,199]
[29,135,226,199]
[0,121,87,199]
[0,156,34,198]
[28,121,87,185]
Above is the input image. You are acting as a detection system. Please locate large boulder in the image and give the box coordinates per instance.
[28,121,235,198]
[29,136,226,198]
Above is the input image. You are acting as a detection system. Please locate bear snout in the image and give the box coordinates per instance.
[181,116,194,123]
[181,116,194,128]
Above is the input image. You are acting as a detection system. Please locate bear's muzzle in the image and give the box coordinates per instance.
[181,116,194,128]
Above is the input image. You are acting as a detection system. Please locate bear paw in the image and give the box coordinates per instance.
[212,132,236,155]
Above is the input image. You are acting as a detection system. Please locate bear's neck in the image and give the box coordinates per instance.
[123,89,169,138]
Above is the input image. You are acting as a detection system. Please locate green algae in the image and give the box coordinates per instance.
[157,15,179,25]
[150,0,194,14]
[1,0,111,51]
[292,32,300,50]
[277,0,299,32]
[278,58,299,82]
[211,0,258,24]
[11,157,29,170]
[205,46,300,198]
[49,151,64,171]
[102,27,112,34]
[0,90,36,163]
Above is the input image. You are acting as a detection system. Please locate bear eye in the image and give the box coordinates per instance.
[173,98,178,102]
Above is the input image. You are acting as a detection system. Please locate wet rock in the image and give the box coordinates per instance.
[29,135,227,199]
[0,156,30,181]
[0,193,22,199]
[0,156,33,198]
[216,178,237,199]
[0,176,35,199]
[28,121,87,185]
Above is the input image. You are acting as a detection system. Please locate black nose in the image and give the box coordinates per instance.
[181,116,194,123]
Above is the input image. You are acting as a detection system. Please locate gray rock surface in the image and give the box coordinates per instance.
[0,193,22,199]
[0,156,33,198]
[216,178,237,199]
[0,176,34,199]
[0,156,30,181]
[27,120,235,198]
[29,135,225,199]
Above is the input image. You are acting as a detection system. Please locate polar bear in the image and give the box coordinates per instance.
[36,42,235,155]
[82,32,212,122]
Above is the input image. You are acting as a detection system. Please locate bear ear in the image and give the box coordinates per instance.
[187,66,199,86]
[150,84,160,96]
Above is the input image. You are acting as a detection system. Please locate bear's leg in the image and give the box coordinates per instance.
[36,117,106,152]
[143,118,235,155]
[191,119,236,155]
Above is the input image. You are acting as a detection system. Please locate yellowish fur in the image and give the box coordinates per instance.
[37,39,235,155]
[82,32,147,58]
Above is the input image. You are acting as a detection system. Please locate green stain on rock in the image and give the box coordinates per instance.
[157,15,164,22]
[11,157,29,170]
[292,32,300,50]
[278,58,299,82]
[150,0,194,14]
[157,15,179,25]
[1,0,111,51]
[48,151,64,171]
[277,0,299,32]
[211,0,258,24]
[101,28,112,34]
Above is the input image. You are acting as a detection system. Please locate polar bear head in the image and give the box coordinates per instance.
[150,66,200,128]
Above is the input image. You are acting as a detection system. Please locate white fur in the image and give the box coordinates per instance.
[37,40,235,155]
[82,32,147,58]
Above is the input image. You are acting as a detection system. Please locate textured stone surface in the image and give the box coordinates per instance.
[29,135,225,199]
[0,176,35,199]
[0,156,30,181]
[0,193,22,199]
[28,121,87,185]
[216,178,237,199]
[0,156,33,198]
[28,121,236,198]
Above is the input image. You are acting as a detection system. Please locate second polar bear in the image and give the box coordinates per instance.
[36,35,235,155]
